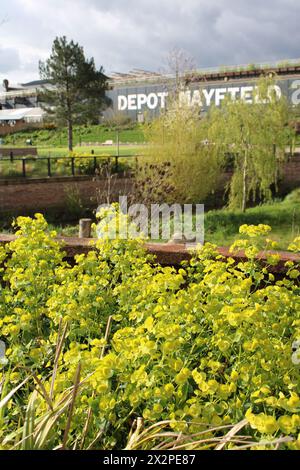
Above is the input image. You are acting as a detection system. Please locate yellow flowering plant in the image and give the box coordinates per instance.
[0,215,300,450]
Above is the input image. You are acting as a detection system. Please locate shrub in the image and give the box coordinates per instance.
[285,187,300,204]
[0,213,300,450]
[142,100,223,204]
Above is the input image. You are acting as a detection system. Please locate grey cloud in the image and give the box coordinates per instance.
[0,46,20,74]
[1,0,300,82]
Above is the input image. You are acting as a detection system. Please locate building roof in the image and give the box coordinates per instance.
[22,79,51,87]
[0,107,45,121]
[2,58,300,97]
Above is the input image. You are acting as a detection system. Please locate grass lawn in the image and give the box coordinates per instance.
[205,200,300,249]
[37,144,146,157]
[1,124,145,147]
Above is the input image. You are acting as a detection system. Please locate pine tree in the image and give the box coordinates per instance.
[39,36,110,151]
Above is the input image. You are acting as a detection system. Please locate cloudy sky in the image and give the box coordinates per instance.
[1,0,300,84]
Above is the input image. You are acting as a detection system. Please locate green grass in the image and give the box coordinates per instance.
[37,144,145,158]
[0,122,146,178]
[49,223,79,237]
[1,123,145,147]
[204,200,300,249]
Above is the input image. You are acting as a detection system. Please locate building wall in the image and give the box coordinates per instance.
[105,75,300,121]
[3,70,300,123]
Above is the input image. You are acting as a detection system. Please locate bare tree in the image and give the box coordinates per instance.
[164,47,196,93]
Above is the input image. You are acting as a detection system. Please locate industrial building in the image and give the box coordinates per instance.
[1,59,300,126]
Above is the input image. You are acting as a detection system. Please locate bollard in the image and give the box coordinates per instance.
[78,218,92,238]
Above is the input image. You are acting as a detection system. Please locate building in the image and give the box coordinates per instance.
[1,59,300,125]
[106,60,300,121]
[0,79,53,127]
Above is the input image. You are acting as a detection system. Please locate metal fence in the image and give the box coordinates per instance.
[0,154,140,179]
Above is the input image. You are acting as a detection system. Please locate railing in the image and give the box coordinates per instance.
[0,154,141,179]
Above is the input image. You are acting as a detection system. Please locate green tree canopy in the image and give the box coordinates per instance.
[39,36,110,150]
[141,99,223,204]
[205,77,295,211]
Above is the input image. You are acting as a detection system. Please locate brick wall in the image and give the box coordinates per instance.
[0,155,299,218]
[0,147,37,157]
[0,176,133,216]
[280,154,300,192]
[0,121,41,136]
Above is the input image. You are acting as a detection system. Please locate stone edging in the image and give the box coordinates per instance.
[0,233,299,273]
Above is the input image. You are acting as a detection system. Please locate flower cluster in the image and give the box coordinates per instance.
[0,216,300,449]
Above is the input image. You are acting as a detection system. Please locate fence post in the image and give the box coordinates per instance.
[116,130,120,157]
[10,151,13,163]
[115,155,119,173]
[22,158,26,178]
[71,157,75,176]
[93,156,97,173]
[47,157,51,177]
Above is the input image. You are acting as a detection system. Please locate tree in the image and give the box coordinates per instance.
[163,47,196,96]
[140,98,223,204]
[205,77,295,211]
[39,36,109,151]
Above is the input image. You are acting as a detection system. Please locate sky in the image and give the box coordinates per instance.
[1,0,300,84]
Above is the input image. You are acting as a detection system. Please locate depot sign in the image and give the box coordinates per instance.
[179,85,283,107]
[118,92,168,111]
[117,80,300,112]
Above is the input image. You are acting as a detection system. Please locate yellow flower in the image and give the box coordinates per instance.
[99,396,116,412]
[153,403,163,414]
[164,383,175,396]
[246,409,278,434]
[175,368,191,385]
[278,415,300,434]
[239,224,271,238]
[243,338,260,352]
[144,316,154,332]
[162,340,180,354]
[97,381,109,393]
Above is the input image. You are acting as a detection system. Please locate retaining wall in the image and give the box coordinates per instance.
[0,176,133,217]
[0,233,299,274]
[0,154,300,218]
[0,147,37,157]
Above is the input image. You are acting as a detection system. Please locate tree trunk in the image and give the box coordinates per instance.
[242,150,248,213]
[68,120,73,152]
